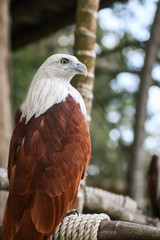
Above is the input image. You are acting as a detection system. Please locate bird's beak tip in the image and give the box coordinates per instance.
[75,62,87,76]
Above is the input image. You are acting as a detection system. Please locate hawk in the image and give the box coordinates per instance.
[2,54,91,240]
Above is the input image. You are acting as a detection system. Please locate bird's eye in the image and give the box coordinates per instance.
[60,58,69,64]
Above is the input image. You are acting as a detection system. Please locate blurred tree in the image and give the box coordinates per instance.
[73,0,100,213]
[128,0,160,204]
[0,0,12,226]
[0,0,12,167]
[84,17,143,191]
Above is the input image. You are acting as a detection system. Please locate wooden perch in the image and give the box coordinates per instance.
[98,220,160,240]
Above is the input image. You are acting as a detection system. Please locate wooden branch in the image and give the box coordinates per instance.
[98,220,160,240]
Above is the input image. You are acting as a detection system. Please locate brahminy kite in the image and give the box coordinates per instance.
[2,54,91,240]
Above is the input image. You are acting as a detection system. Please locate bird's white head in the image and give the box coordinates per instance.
[23,54,87,123]
[39,54,87,81]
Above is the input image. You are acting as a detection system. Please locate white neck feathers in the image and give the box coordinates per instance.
[22,69,86,123]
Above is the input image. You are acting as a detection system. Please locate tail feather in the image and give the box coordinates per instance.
[2,212,50,240]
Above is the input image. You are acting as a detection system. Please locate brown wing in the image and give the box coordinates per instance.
[2,95,91,240]
[15,108,22,126]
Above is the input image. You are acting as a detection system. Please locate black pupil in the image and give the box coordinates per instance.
[61,58,68,64]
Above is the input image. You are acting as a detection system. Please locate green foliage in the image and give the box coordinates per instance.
[12,45,48,114]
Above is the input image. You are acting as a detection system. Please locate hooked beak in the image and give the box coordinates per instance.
[71,62,87,76]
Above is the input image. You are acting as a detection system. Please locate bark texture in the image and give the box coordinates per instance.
[128,0,160,204]
[0,0,12,168]
[98,220,160,240]
[74,0,100,123]
[73,0,99,213]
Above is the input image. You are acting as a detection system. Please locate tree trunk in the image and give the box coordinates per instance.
[0,0,12,168]
[73,0,99,213]
[127,1,160,205]
[74,0,100,123]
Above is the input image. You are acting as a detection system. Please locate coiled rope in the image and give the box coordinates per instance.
[52,213,110,240]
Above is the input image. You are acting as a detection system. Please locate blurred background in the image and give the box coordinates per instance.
[1,0,160,213]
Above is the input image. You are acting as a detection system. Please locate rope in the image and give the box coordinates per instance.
[85,186,138,212]
[52,213,110,240]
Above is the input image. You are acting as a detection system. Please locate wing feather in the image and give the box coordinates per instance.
[3,95,91,240]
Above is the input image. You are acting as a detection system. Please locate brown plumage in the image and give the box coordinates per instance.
[15,108,22,126]
[2,54,91,240]
[3,93,91,239]
[3,54,91,239]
